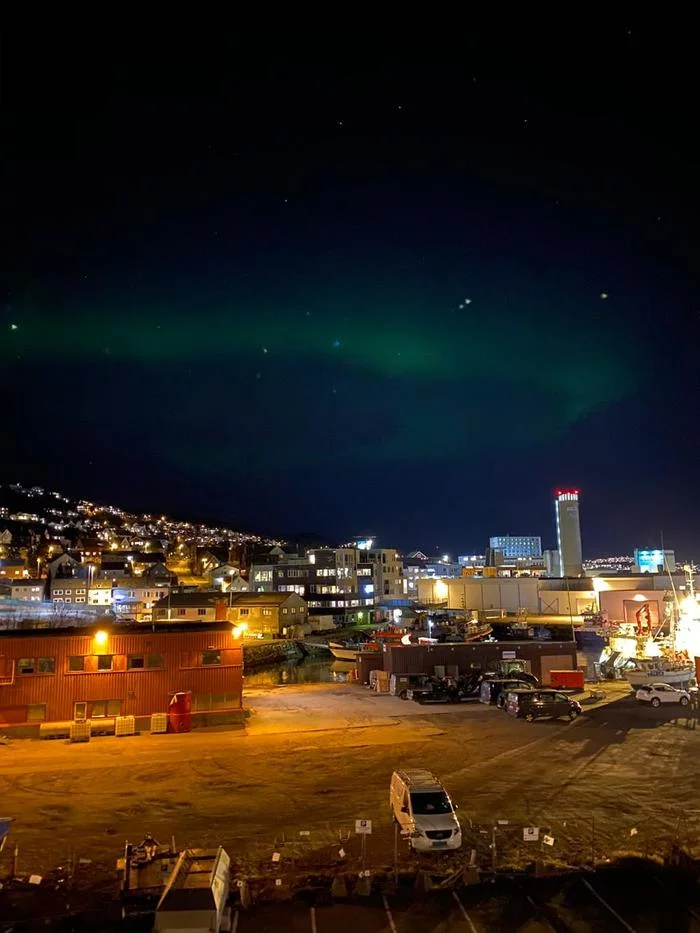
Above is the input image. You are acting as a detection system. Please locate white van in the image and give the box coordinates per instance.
[389,769,462,851]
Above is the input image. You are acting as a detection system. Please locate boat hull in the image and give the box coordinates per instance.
[329,643,360,662]
[624,666,695,688]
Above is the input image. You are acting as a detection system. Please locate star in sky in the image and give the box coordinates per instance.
[332,339,342,348]
[600,292,609,300]
[9,323,18,330]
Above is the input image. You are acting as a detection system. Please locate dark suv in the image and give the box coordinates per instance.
[480,678,535,707]
[506,688,582,722]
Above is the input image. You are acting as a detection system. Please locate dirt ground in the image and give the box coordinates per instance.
[2,679,699,890]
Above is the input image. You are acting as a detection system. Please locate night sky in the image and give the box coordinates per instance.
[3,28,699,556]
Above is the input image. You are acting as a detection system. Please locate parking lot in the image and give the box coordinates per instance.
[3,678,700,917]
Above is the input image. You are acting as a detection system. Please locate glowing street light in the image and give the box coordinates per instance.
[94,630,108,646]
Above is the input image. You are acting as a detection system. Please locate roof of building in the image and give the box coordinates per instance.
[153,590,303,608]
[10,578,45,586]
[230,592,302,606]
[0,621,238,640]
[153,591,225,607]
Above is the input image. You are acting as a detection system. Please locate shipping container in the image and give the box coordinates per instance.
[548,669,585,690]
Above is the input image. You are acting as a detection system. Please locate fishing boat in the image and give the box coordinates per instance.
[618,566,698,688]
[328,642,366,661]
[623,655,694,688]
[329,629,408,661]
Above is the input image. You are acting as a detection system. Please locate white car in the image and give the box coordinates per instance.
[636,683,690,708]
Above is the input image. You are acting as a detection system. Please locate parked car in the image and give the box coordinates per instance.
[506,689,582,722]
[410,676,468,704]
[635,683,690,707]
[389,769,462,851]
[479,678,535,707]
[481,669,539,687]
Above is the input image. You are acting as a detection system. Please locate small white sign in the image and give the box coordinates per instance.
[543,835,555,847]
[271,852,281,863]
[299,831,310,836]
[502,650,516,659]
[497,819,509,825]
[29,875,42,885]
[338,848,346,858]
[275,878,282,887]
[355,819,372,835]
[523,827,539,842]
[630,827,638,836]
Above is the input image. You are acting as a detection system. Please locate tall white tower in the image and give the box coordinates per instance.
[555,488,583,577]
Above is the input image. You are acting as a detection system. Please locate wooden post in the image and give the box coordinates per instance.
[12,844,19,878]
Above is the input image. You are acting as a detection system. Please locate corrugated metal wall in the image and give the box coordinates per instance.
[0,628,243,724]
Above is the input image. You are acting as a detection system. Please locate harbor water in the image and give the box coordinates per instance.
[243,657,356,688]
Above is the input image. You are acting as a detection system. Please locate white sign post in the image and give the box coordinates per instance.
[355,819,372,868]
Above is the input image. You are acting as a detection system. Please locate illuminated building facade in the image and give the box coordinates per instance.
[489,535,542,559]
[634,548,676,574]
[555,489,583,577]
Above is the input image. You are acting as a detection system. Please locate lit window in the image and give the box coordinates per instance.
[239,608,250,616]
[197,608,207,616]
[18,658,35,674]
[262,608,272,616]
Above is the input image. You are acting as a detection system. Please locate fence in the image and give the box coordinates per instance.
[5,806,700,905]
[219,806,700,898]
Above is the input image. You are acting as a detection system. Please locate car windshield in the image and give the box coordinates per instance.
[411,791,452,814]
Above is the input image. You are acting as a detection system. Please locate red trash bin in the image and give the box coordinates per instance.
[168,691,192,733]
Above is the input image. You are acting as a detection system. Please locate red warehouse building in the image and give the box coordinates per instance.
[0,623,243,732]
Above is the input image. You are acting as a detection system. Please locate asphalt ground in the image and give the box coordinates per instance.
[3,679,700,928]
